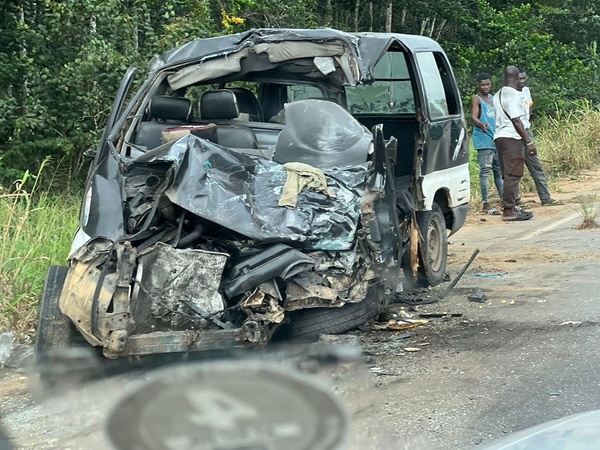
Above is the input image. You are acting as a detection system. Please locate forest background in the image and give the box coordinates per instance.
[2,0,600,184]
[1,0,600,336]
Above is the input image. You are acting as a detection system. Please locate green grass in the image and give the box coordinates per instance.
[0,164,80,341]
[536,103,600,177]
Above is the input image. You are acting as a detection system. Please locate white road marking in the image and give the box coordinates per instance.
[516,211,580,241]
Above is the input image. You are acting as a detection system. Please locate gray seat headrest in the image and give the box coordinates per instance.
[228,87,263,121]
[150,96,192,122]
[200,90,239,120]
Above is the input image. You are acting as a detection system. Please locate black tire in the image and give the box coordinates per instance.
[35,265,74,358]
[404,203,448,288]
[279,283,385,341]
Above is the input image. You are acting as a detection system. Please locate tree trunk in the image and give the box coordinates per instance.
[354,0,360,31]
[18,5,28,116]
[369,2,373,31]
[385,1,392,33]
[325,0,332,27]
[435,19,447,40]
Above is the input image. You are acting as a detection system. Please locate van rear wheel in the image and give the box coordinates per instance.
[35,265,74,358]
[404,203,448,288]
[277,282,385,341]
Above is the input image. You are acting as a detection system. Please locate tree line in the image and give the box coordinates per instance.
[1,0,598,185]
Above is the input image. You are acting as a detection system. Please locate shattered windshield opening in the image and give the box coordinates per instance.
[346,51,415,115]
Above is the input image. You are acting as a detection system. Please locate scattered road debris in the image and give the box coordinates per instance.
[418,313,463,318]
[394,291,440,305]
[394,249,480,305]
[404,347,422,352]
[370,319,429,331]
[559,321,582,326]
[468,288,488,303]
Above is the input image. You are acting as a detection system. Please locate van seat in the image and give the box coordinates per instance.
[200,90,259,149]
[135,96,192,149]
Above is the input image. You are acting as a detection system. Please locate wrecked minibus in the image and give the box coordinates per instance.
[36,28,470,358]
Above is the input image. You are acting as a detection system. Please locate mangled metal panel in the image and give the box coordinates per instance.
[168,48,251,90]
[130,136,368,251]
[283,257,373,311]
[131,243,229,333]
[239,281,285,343]
[168,41,353,90]
[150,28,366,75]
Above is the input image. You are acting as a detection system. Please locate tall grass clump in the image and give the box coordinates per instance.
[535,101,600,178]
[575,193,600,230]
[0,159,80,341]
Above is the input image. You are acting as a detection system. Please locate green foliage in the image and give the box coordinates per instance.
[450,1,598,117]
[0,138,77,188]
[0,161,80,340]
[1,0,600,190]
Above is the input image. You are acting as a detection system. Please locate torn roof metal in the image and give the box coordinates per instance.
[148,28,445,83]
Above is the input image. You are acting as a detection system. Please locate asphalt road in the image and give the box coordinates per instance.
[343,198,600,449]
[1,190,599,450]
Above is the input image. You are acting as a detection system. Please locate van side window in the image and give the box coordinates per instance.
[415,52,456,120]
[345,51,415,115]
[288,85,325,101]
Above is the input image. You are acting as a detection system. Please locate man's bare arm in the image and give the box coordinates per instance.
[470,96,486,130]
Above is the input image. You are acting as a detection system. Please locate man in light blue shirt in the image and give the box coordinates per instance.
[471,73,503,214]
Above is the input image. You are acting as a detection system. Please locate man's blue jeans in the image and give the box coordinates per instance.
[477,148,503,203]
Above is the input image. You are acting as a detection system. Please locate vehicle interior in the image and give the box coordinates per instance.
[122,42,431,192]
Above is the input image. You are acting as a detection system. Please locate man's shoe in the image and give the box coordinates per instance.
[542,199,564,206]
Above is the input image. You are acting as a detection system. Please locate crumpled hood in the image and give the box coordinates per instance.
[128,134,368,250]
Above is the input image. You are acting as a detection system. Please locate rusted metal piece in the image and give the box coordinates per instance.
[114,329,252,357]
[239,282,285,343]
[409,214,420,277]
[284,271,371,311]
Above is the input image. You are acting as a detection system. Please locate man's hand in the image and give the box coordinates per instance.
[526,141,537,157]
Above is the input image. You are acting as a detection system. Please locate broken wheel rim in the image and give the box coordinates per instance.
[106,360,348,450]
